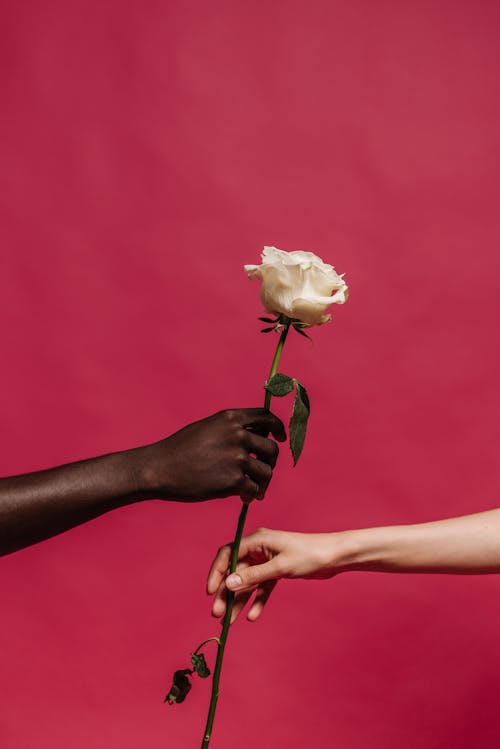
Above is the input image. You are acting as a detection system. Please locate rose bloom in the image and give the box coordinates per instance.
[245,246,348,326]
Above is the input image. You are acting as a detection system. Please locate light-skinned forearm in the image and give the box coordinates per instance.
[335,509,500,575]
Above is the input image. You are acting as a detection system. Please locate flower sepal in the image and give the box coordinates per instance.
[258,314,313,339]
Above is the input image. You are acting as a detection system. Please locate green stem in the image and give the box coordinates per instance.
[264,322,291,409]
[194,638,220,655]
[200,320,291,749]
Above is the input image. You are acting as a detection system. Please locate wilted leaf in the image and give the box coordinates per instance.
[164,669,192,705]
[191,652,211,679]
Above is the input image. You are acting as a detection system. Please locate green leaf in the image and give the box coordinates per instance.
[260,327,276,333]
[265,373,295,397]
[289,382,310,465]
[191,652,211,679]
[258,316,278,323]
[164,669,192,705]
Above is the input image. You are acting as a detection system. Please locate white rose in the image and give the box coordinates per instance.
[244,246,348,326]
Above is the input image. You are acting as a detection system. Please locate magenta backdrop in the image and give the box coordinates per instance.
[2,2,500,747]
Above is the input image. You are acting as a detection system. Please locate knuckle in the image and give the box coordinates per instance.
[273,558,288,577]
[234,474,248,490]
[229,474,244,492]
[244,569,257,585]
[234,450,247,465]
[255,527,270,538]
[247,483,259,497]
[235,427,247,444]
[223,409,238,424]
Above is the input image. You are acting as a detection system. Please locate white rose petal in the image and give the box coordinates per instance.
[244,246,348,326]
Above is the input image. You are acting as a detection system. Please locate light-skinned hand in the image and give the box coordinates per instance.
[207,528,339,622]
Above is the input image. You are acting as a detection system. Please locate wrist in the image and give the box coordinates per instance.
[124,442,177,500]
[118,445,158,500]
[326,528,387,573]
[330,525,415,573]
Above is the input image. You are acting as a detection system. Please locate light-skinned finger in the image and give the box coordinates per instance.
[212,561,251,618]
[211,582,227,618]
[207,544,232,595]
[230,590,253,623]
[209,531,272,596]
[247,580,277,621]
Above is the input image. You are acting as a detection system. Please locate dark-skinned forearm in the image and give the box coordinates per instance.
[0,448,148,556]
[0,408,285,556]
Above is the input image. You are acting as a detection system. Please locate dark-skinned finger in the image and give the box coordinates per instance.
[237,475,261,501]
[244,431,280,467]
[238,409,287,442]
[244,458,273,499]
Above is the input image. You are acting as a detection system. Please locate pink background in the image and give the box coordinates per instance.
[1,1,500,747]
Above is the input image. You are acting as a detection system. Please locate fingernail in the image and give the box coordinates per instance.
[226,574,242,589]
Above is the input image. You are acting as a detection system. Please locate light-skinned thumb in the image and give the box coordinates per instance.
[226,560,280,591]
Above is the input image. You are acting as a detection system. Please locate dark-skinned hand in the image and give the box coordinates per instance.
[137,408,286,501]
[0,408,286,555]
